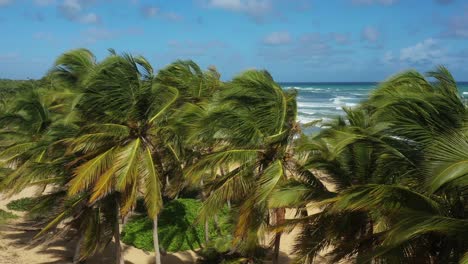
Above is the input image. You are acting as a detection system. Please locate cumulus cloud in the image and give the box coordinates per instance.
[381,51,395,64]
[0,52,19,61]
[208,0,272,12]
[258,32,354,67]
[58,0,100,24]
[399,38,443,64]
[0,0,12,7]
[361,26,380,43]
[164,12,183,22]
[381,38,468,71]
[34,0,55,6]
[435,0,454,4]
[167,40,227,57]
[33,31,54,42]
[140,5,183,21]
[79,12,99,23]
[330,32,352,45]
[440,10,468,38]
[351,0,398,5]
[141,5,159,18]
[263,31,291,45]
[80,27,143,44]
[206,0,273,20]
[24,10,46,22]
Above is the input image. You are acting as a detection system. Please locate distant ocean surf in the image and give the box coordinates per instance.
[280,82,468,126]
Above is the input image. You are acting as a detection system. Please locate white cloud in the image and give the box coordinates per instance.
[399,38,443,64]
[80,27,143,44]
[361,26,380,43]
[381,51,394,64]
[351,0,398,5]
[440,10,468,39]
[207,0,272,19]
[166,40,227,57]
[435,0,454,4]
[33,32,54,42]
[141,6,159,17]
[79,12,99,23]
[263,31,291,45]
[34,0,55,6]
[164,12,183,21]
[140,6,183,21]
[258,32,355,66]
[0,52,19,61]
[330,32,352,45]
[209,0,270,11]
[58,0,100,24]
[0,0,12,7]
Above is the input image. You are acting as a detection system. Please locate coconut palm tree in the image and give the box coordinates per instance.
[351,67,468,263]
[0,82,76,194]
[185,70,315,263]
[286,108,420,263]
[49,51,222,264]
[0,57,110,263]
[63,52,174,264]
[289,67,468,263]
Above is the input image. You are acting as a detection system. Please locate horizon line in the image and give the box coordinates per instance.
[2,78,468,84]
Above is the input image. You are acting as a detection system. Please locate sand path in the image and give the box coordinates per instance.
[0,187,300,264]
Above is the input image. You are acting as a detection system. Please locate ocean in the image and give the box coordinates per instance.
[280,82,468,127]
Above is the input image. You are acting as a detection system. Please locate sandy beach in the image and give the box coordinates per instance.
[0,187,299,264]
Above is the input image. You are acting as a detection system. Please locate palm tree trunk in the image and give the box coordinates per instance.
[73,234,84,264]
[204,219,210,245]
[200,180,210,246]
[213,214,221,235]
[272,208,285,264]
[114,197,124,264]
[153,216,162,264]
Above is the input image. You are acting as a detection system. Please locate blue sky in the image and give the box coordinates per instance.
[0,0,467,81]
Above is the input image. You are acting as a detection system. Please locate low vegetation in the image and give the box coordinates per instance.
[0,209,17,224]
[6,197,36,211]
[122,198,232,252]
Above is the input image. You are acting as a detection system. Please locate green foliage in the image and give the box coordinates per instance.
[0,209,18,224]
[6,197,36,211]
[197,236,267,264]
[292,67,468,263]
[122,198,231,252]
[6,197,47,221]
[1,48,467,264]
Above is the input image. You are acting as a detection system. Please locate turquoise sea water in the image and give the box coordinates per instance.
[280,82,468,126]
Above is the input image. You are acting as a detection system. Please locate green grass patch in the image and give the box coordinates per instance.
[6,197,36,211]
[122,198,231,253]
[0,209,18,224]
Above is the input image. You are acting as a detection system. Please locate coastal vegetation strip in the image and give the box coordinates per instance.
[0,49,466,264]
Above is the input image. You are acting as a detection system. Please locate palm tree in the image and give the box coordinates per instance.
[0,81,76,194]
[352,67,468,263]
[185,70,307,263]
[51,51,222,264]
[63,52,175,264]
[289,67,468,263]
[0,57,112,263]
[286,108,420,263]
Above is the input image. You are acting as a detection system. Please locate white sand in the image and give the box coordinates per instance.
[0,187,302,264]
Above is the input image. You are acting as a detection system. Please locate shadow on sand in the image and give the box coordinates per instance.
[0,222,195,264]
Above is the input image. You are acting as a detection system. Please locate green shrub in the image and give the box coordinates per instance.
[122,198,231,253]
[197,238,268,264]
[0,209,18,224]
[6,197,36,211]
[6,195,60,221]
